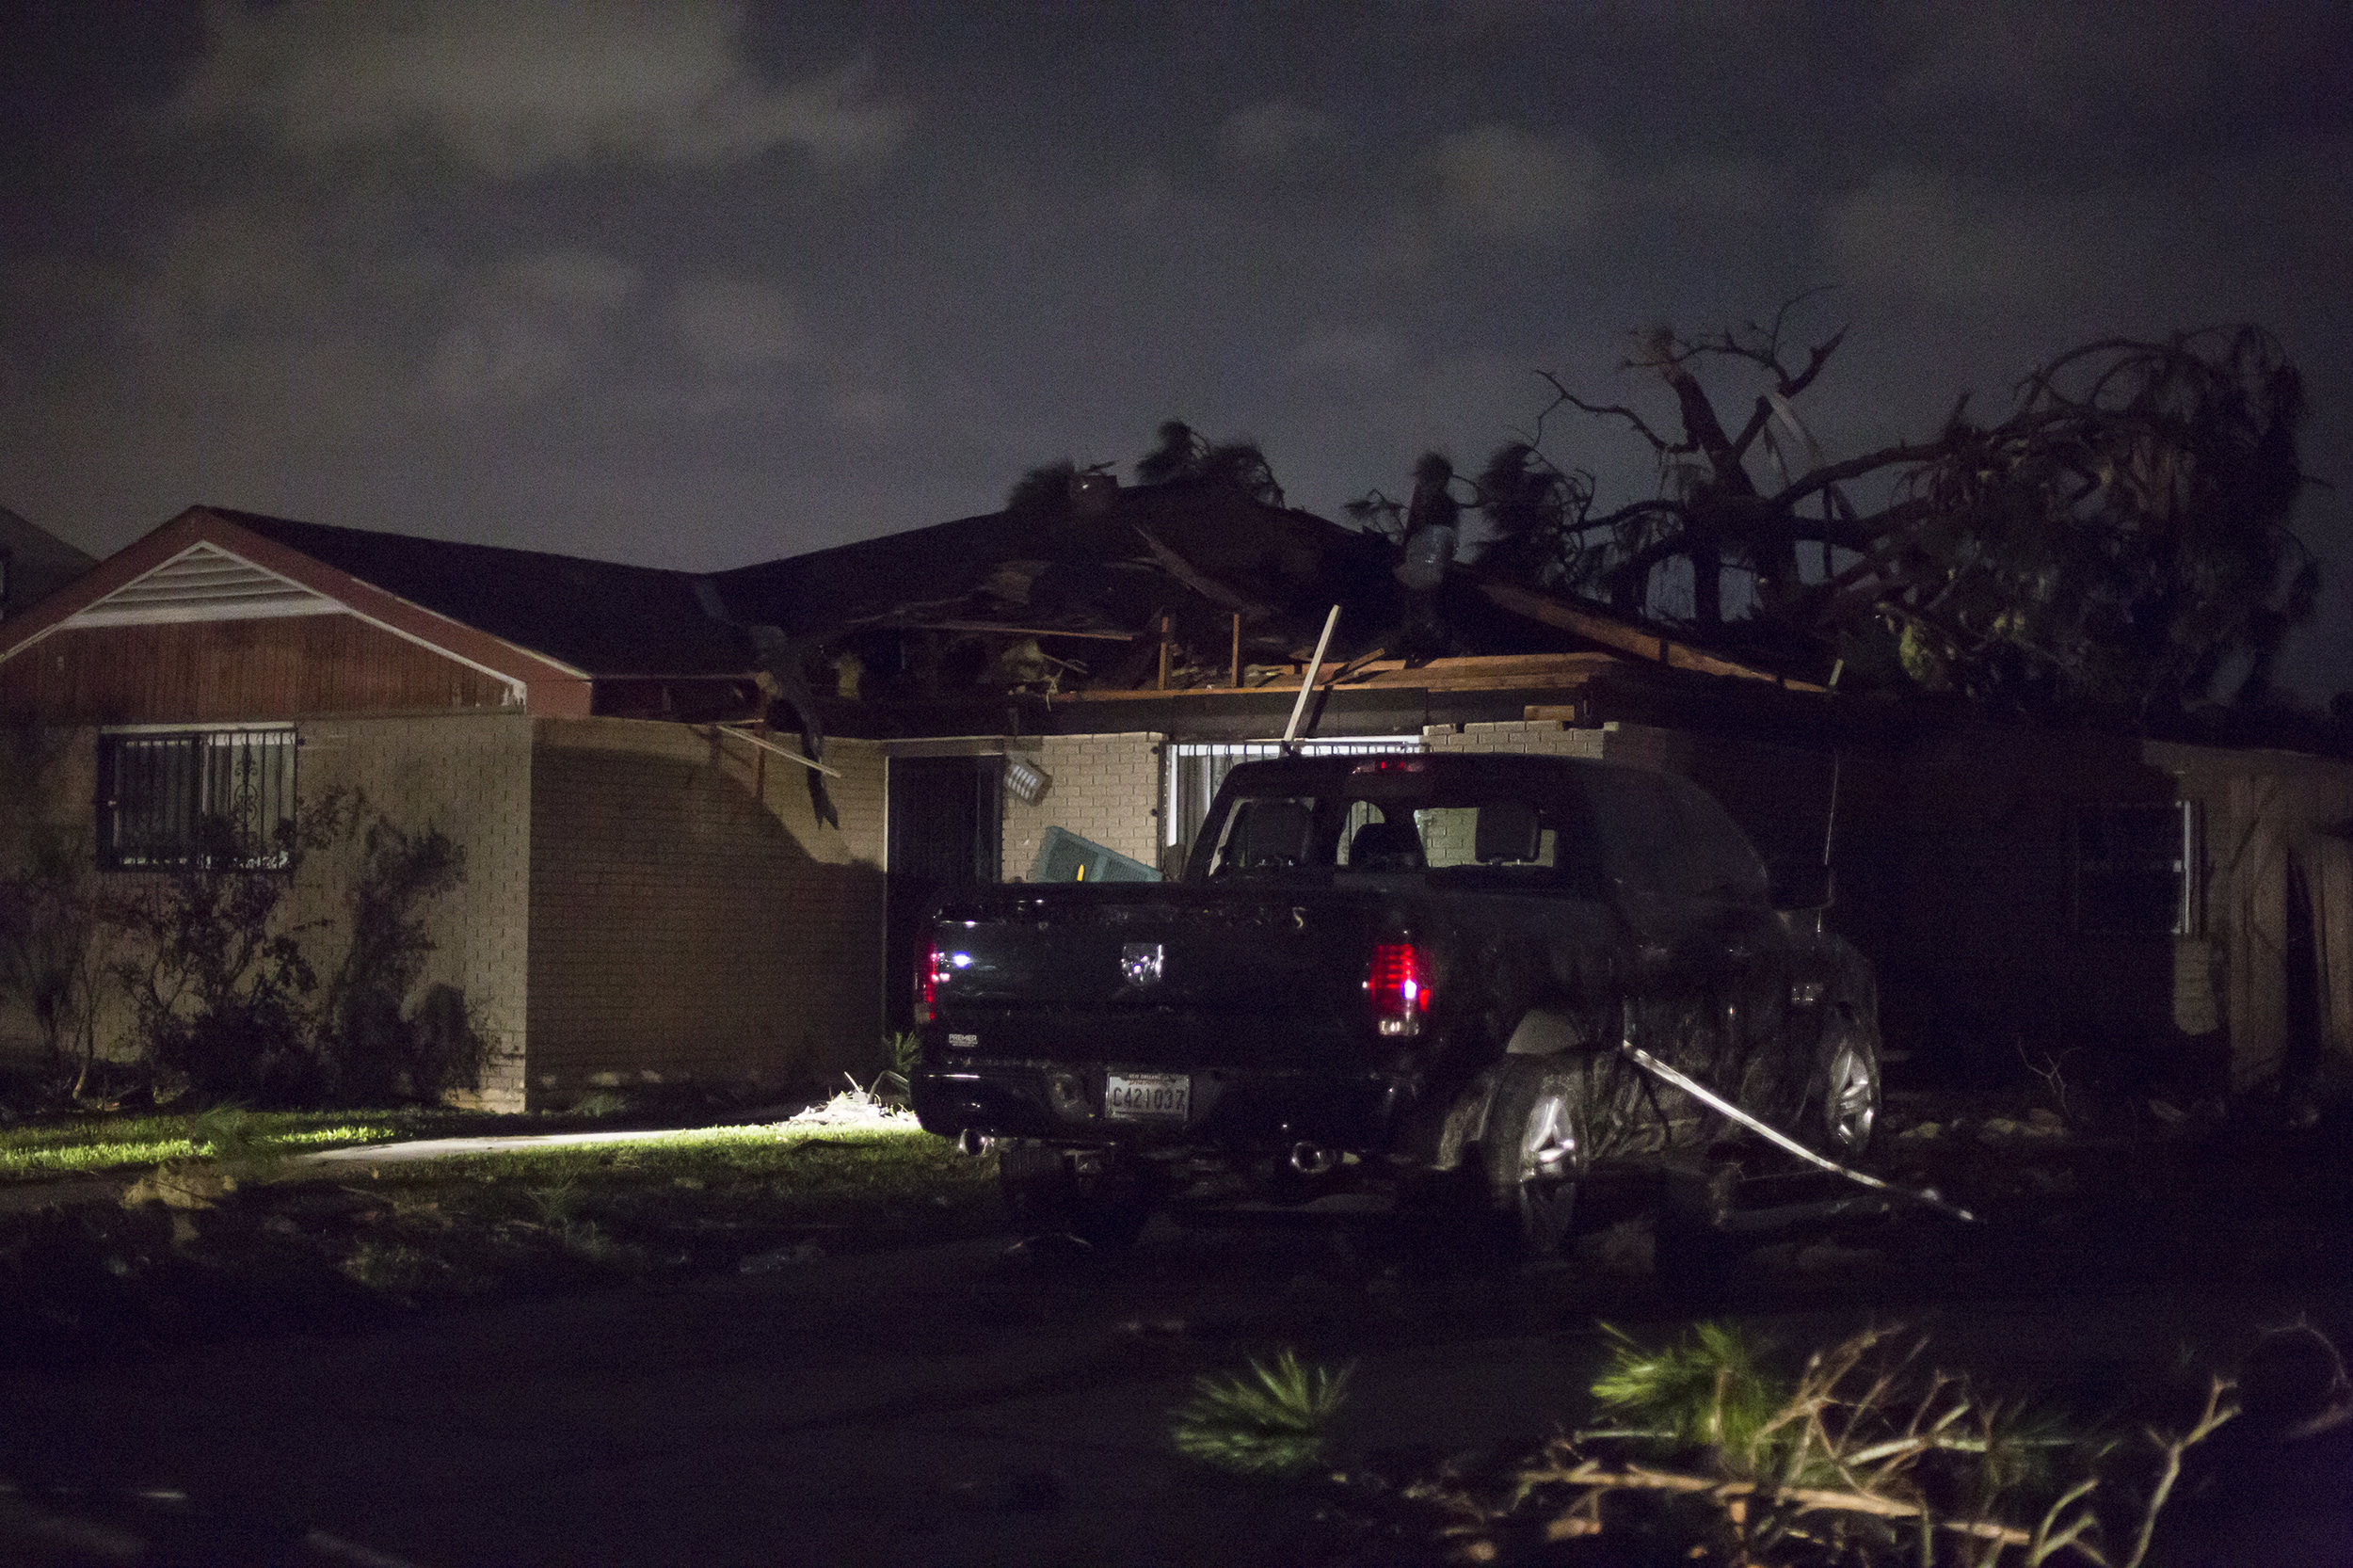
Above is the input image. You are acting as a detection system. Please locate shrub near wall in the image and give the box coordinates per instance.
[108,794,489,1108]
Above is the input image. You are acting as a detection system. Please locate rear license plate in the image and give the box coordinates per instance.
[1104,1072,1191,1123]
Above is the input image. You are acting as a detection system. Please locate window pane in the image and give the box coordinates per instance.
[2075,803,2190,937]
[101,728,296,870]
[1661,776,1769,904]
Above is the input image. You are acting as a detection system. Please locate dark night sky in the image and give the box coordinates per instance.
[4,1,2349,695]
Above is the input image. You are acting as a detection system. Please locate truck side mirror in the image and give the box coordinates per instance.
[1769,859,1833,911]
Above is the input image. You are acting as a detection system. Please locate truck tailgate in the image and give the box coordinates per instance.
[930,884,1385,1069]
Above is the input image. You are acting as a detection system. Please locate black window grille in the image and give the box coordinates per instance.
[2073,801,2198,938]
[100,728,298,871]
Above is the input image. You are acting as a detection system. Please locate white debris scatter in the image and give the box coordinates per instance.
[779,1087,922,1131]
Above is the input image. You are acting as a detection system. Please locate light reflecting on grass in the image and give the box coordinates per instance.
[0,1096,968,1227]
[0,1109,470,1180]
[422,1114,964,1205]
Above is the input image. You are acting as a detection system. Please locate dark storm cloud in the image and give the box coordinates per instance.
[2,0,2347,692]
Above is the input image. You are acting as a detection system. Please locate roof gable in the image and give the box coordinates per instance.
[0,508,596,715]
[63,541,340,627]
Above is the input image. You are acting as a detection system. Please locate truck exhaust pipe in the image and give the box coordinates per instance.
[1289,1142,1337,1176]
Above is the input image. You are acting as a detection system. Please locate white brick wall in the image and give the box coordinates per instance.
[1000,732,1165,880]
[1420,720,1608,760]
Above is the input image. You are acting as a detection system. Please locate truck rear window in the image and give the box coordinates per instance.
[1194,782,1603,893]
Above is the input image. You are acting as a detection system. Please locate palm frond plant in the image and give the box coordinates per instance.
[1172,1348,1355,1477]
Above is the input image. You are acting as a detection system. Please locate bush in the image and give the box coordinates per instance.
[321,817,488,1103]
[110,794,487,1108]
[0,829,111,1097]
[110,799,349,1105]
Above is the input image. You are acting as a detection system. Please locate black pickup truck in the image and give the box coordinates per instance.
[909,751,1881,1259]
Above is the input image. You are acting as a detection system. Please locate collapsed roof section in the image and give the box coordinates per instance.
[712,474,1817,713]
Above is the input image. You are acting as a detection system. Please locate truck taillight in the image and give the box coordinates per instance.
[915,935,947,1025]
[1369,941,1430,1038]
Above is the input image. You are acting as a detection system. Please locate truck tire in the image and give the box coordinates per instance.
[1810,1010,1881,1158]
[998,1143,1157,1252]
[1481,1059,1592,1261]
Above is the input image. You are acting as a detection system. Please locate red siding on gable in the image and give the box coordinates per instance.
[0,615,516,723]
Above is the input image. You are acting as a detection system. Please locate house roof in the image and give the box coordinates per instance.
[214,509,752,679]
[712,477,1402,651]
[0,490,1842,731]
[0,508,642,714]
[1,504,99,616]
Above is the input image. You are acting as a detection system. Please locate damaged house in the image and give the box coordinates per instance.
[750,474,2353,1097]
[0,505,886,1109]
[3,479,2349,1108]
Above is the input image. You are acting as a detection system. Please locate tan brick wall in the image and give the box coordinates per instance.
[0,725,103,1060]
[525,720,885,1105]
[0,715,535,1107]
[1000,732,1164,880]
[293,712,535,1109]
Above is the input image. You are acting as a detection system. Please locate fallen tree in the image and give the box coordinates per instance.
[1422,307,2317,721]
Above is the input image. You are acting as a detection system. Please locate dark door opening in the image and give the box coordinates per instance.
[2285,856,2322,1087]
[886,756,1003,1030]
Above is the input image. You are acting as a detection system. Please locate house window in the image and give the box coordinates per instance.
[2073,801,2198,937]
[100,728,298,871]
[1162,736,1423,856]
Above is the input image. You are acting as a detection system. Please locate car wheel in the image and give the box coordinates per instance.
[998,1142,1157,1251]
[1814,1014,1881,1159]
[1481,1060,1591,1261]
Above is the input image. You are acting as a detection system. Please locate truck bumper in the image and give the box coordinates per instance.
[911,1059,1409,1151]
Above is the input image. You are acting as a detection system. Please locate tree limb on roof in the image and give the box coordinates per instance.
[1129,525,1273,619]
[1479,580,1822,689]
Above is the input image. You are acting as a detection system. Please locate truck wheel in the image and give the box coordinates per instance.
[1811,1013,1881,1158]
[1481,1060,1591,1260]
[998,1143,1157,1252]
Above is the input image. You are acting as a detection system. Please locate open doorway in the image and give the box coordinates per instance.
[885,755,1003,1029]
[2285,854,2323,1087]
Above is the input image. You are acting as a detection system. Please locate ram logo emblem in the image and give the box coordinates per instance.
[1120,941,1164,988]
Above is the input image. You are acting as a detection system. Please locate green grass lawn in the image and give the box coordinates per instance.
[0,1098,1002,1360]
[347,1111,1002,1273]
[0,1106,513,1181]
